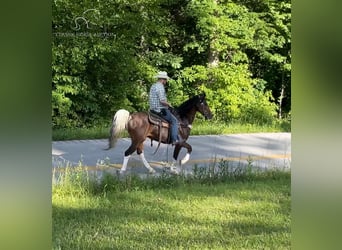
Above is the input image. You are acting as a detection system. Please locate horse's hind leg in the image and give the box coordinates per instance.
[120,142,138,174]
[137,143,156,174]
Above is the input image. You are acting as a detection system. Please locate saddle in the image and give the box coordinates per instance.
[148,110,172,154]
[148,111,170,128]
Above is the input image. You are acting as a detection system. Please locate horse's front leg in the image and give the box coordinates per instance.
[173,144,182,161]
[179,142,192,165]
[170,142,192,174]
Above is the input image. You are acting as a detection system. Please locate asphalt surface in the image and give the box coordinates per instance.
[52,133,291,177]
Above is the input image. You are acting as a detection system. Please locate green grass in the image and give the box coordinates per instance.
[52,166,290,249]
[52,125,111,141]
[52,119,291,141]
[190,119,291,136]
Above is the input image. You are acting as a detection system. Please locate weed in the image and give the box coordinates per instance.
[50,160,290,195]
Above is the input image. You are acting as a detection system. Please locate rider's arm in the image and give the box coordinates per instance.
[160,100,171,107]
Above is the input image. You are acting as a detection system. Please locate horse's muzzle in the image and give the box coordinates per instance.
[205,114,213,120]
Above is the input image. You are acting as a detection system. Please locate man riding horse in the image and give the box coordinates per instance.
[149,71,182,145]
[107,71,213,174]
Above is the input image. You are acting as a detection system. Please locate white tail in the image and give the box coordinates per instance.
[107,109,130,150]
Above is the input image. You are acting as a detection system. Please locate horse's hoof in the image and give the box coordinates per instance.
[170,167,180,175]
[149,169,156,174]
[119,170,126,175]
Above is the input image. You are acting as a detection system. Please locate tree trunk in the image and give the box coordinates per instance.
[208,46,219,67]
[278,83,285,119]
[208,0,219,68]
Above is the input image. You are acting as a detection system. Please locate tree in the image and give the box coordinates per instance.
[52,0,291,128]
[173,0,282,123]
[52,0,181,128]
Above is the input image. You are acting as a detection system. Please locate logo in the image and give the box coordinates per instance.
[54,8,115,38]
[71,9,100,31]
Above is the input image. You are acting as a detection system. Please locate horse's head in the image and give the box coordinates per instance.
[196,93,213,120]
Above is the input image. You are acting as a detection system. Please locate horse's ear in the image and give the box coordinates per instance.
[199,92,206,100]
[197,92,206,102]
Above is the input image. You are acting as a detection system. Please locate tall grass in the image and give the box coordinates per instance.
[53,163,290,249]
[53,160,289,194]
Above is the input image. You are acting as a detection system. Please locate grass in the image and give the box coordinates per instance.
[190,119,290,136]
[52,119,291,141]
[52,164,291,249]
[52,125,110,141]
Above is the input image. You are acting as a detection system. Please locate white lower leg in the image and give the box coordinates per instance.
[171,159,177,167]
[140,153,155,173]
[181,153,190,165]
[168,159,179,174]
[120,155,130,173]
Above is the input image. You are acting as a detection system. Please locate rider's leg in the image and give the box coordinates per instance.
[161,109,179,143]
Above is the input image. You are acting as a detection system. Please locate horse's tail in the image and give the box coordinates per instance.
[106,109,130,150]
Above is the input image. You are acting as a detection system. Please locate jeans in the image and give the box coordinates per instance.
[161,108,179,142]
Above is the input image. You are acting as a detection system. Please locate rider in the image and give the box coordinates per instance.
[149,71,181,145]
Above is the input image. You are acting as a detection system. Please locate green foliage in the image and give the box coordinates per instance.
[52,0,178,128]
[52,0,291,129]
[178,63,277,124]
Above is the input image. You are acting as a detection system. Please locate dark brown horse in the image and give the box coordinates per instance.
[107,93,213,174]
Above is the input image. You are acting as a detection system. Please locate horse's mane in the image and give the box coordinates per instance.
[175,95,200,118]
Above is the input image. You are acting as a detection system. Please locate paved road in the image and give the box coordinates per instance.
[52,133,291,176]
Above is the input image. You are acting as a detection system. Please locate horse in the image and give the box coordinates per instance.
[106,93,213,174]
